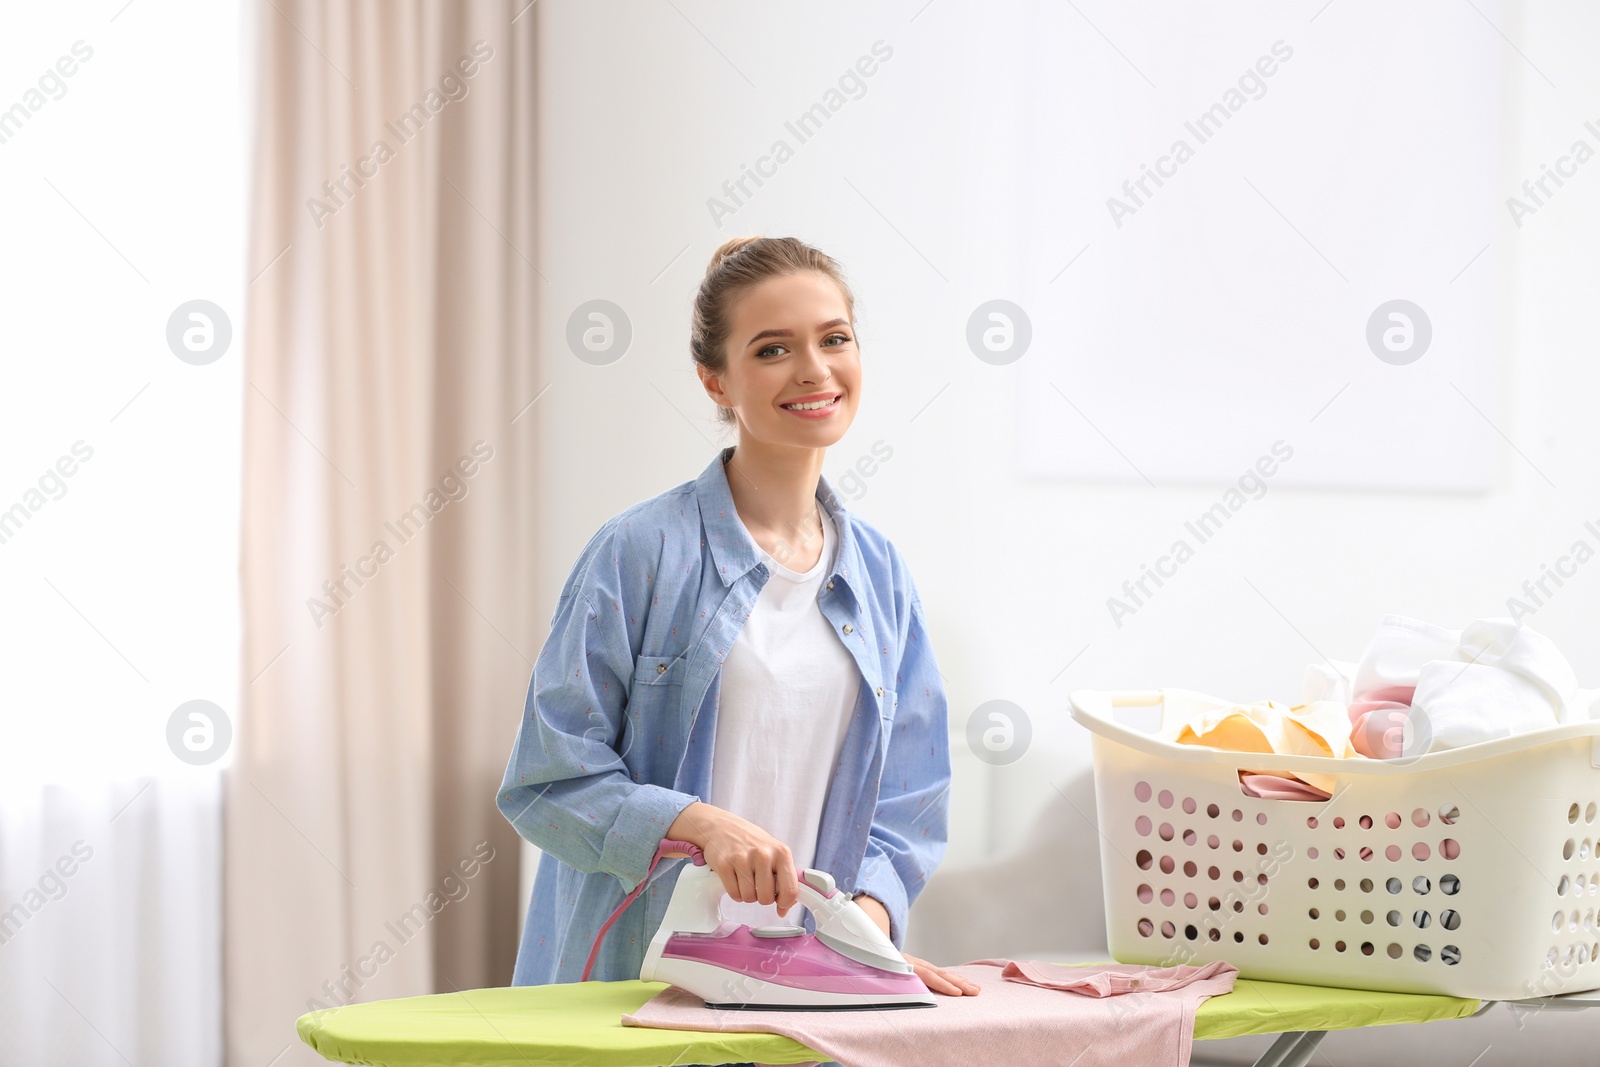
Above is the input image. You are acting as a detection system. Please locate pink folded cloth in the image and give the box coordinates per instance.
[621,958,1238,1067]
[994,957,1236,997]
[1347,685,1420,759]
[1238,771,1333,801]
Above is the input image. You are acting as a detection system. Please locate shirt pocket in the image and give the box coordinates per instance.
[875,685,898,724]
[633,652,687,688]
[622,653,691,765]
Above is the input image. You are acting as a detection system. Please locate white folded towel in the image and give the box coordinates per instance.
[1302,659,1356,706]
[1350,615,1459,700]
[1348,614,1584,751]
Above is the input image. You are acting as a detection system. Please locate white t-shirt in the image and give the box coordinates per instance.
[708,499,859,929]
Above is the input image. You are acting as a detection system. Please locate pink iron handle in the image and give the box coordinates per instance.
[657,839,705,865]
[583,836,828,981]
[581,837,705,981]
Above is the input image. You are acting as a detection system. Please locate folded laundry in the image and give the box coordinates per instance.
[1238,771,1331,801]
[1159,696,1354,793]
[1341,614,1598,755]
[1161,697,1354,757]
[1169,617,1600,767]
[1302,660,1355,706]
[622,959,1238,1067]
[1345,687,1416,760]
[1350,615,1460,702]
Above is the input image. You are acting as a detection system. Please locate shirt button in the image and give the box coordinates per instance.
[876,687,884,697]
[656,663,667,674]
[842,623,853,634]
[827,580,834,589]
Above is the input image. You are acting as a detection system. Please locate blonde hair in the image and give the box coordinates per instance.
[691,236,857,428]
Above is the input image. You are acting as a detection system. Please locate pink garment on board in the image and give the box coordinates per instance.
[993,957,1236,996]
[621,958,1239,1067]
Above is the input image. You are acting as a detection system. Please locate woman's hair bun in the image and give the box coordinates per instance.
[706,236,763,273]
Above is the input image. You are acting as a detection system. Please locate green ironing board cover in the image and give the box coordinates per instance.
[297,969,1481,1067]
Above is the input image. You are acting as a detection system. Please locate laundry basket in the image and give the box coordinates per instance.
[1069,689,1600,1000]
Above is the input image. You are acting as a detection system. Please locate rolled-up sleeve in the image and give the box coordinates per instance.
[496,546,700,895]
[853,582,951,949]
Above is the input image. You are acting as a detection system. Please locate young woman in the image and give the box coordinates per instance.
[496,236,979,1009]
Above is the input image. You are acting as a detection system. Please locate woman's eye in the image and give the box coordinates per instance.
[757,334,849,357]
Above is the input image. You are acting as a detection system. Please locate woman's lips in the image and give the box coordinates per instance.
[780,394,842,419]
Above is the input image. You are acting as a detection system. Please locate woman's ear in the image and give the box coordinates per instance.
[696,363,728,409]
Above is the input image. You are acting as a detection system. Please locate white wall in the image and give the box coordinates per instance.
[527,11,1600,1049]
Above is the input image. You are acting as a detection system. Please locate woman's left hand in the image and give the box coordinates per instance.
[901,951,982,996]
[852,894,981,996]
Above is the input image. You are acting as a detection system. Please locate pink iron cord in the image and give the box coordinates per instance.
[581,838,705,982]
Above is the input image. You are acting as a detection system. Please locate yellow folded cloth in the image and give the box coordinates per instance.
[1159,698,1355,794]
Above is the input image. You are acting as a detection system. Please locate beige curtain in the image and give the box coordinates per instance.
[227,2,537,1063]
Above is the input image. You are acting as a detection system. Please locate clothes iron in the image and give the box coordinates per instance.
[634,840,936,1010]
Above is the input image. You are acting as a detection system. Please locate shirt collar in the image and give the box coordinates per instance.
[696,446,862,601]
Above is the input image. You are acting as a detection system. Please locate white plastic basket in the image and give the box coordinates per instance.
[1069,688,1600,1000]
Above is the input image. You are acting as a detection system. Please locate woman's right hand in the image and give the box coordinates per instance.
[665,801,800,918]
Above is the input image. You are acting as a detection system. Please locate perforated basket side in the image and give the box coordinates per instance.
[1086,727,1600,1000]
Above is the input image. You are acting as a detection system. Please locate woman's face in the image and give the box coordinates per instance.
[702,271,860,447]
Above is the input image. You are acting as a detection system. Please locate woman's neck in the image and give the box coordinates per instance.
[723,443,826,570]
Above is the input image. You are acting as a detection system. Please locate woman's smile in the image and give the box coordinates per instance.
[779,392,843,418]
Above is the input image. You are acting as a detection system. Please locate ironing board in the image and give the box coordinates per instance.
[294,970,1598,1067]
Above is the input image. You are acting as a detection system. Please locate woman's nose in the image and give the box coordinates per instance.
[795,344,831,381]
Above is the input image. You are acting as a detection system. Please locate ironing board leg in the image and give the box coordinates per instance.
[1249,1030,1326,1067]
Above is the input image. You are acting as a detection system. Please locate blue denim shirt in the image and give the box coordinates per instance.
[497,445,952,986]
